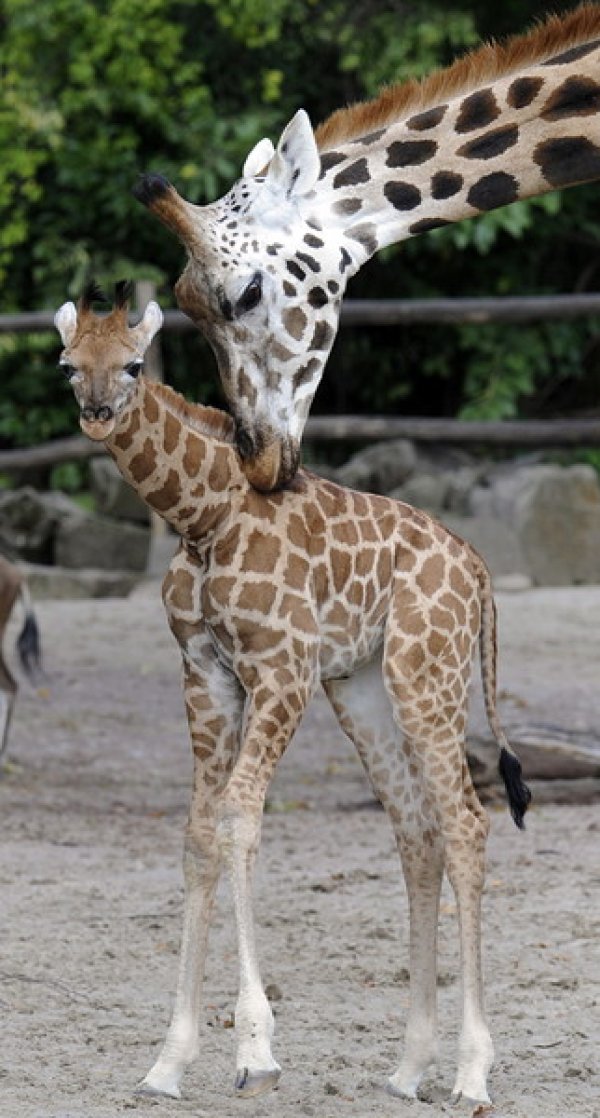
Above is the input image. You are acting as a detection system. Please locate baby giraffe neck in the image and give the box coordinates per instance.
[105,377,241,541]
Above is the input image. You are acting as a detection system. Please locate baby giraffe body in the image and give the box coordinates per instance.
[55,284,530,1106]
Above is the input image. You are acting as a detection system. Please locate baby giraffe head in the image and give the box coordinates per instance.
[54,281,163,440]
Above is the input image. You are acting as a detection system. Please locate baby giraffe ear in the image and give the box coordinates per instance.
[54,301,78,347]
[266,109,320,198]
[134,300,163,349]
[243,137,275,178]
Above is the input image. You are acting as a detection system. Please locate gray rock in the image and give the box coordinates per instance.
[334,439,417,494]
[470,464,600,585]
[55,512,151,572]
[0,487,81,563]
[441,513,528,579]
[21,562,140,599]
[390,473,450,514]
[89,457,150,524]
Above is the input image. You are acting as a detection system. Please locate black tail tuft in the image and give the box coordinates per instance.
[132,173,171,207]
[16,611,42,682]
[498,747,532,830]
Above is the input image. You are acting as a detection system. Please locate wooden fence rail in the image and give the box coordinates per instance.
[2,292,600,471]
[4,292,600,334]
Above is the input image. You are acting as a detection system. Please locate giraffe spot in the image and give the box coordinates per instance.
[327,280,340,293]
[283,280,297,297]
[466,171,519,211]
[396,547,417,571]
[430,605,455,632]
[339,247,353,272]
[162,409,180,455]
[408,528,433,551]
[541,39,600,66]
[431,170,463,199]
[278,593,316,633]
[283,306,308,341]
[404,642,426,675]
[288,512,310,550]
[333,158,370,188]
[541,75,600,120]
[406,104,448,131]
[383,181,422,211]
[331,549,352,593]
[333,197,363,216]
[332,520,359,546]
[458,124,519,160]
[296,250,321,273]
[359,519,379,543]
[449,565,472,599]
[113,406,141,451]
[236,580,277,613]
[324,599,349,628]
[440,591,467,626]
[146,468,182,512]
[241,530,281,574]
[377,548,392,587]
[286,260,306,281]
[351,128,385,145]
[284,553,310,590]
[182,432,205,477]
[293,357,321,391]
[304,233,324,248]
[346,222,378,255]
[310,320,334,351]
[208,446,232,492]
[507,75,544,109]
[129,437,157,483]
[246,626,285,655]
[416,553,446,594]
[308,286,328,309]
[169,568,194,612]
[319,151,347,177]
[455,88,500,133]
[349,580,364,607]
[355,548,375,577]
[386,140,437,167]
[409,218,451,235]
[143,391,160,423]
[533,135,600,186]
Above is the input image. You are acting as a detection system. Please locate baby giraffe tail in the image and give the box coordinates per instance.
[476,562,531,829]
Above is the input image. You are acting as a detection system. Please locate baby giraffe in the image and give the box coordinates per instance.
[55,282,530,1107]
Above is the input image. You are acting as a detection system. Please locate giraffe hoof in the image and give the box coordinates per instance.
[449,1091,493,1109]
[135,1074,182,1099]
[234,1065,281,1098]
[386,1078,418,1100]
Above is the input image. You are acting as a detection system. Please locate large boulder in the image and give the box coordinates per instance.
[469,464,600,585]
[0,487,81,563]
[89,457,150,524]
[334,439,417,494]
[55,511,151,572]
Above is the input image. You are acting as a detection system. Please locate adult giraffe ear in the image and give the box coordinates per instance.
[265,109,320,198]
[132,300,163,349]
[243,137,275,178]
[54,301,78,347]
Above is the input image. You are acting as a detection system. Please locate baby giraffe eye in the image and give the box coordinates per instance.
[125,361,143,378]
[59,362,77,380]
[235,273,262,316]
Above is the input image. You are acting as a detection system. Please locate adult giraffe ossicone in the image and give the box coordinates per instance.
[134,4,600,491]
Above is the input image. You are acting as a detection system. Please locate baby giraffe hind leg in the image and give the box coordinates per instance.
[324,658,444,1101]
[383,571,494,1105]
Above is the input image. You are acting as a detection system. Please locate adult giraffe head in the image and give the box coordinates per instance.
[134,4,600,490]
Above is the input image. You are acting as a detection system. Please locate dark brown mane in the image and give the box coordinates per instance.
[315,3,600,150]
[150,381,236,444]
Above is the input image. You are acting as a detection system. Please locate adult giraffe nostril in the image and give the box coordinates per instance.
[96,406,114,423]
[81,406,96,423]
[236,428,256,461]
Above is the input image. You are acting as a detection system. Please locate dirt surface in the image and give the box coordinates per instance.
[1,584,599,1118]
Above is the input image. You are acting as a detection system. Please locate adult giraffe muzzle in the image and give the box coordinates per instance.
[134,4,600,491]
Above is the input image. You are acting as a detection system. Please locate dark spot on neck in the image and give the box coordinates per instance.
[457,124,519,161]
[319,151,347,178]
[455,89,500,133]
[542,39,600,66]
[466,171,519,211]
[406,105,448,131]
[541,76,600,121]
[507,75,544,109]
[533,134,600,187]
[385,140,437,168]
[431,170,463,199]
[383,181,422,211]
[333,158,370,189]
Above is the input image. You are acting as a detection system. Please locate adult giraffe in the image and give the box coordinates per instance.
[134,4,600,490]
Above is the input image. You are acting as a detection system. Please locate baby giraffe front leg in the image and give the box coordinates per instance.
[140,614,245,1098]
[216,669,315,1097]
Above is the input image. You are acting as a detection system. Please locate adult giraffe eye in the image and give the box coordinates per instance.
[125,361,143,378]
[59,363,77,380]
[235,273,262,315]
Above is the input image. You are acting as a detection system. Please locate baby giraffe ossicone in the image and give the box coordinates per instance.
[55,282,530,1107]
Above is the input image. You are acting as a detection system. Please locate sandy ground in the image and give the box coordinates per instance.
[1,583,599,1118]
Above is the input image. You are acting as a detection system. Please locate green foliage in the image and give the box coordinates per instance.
[1,0,600,456]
